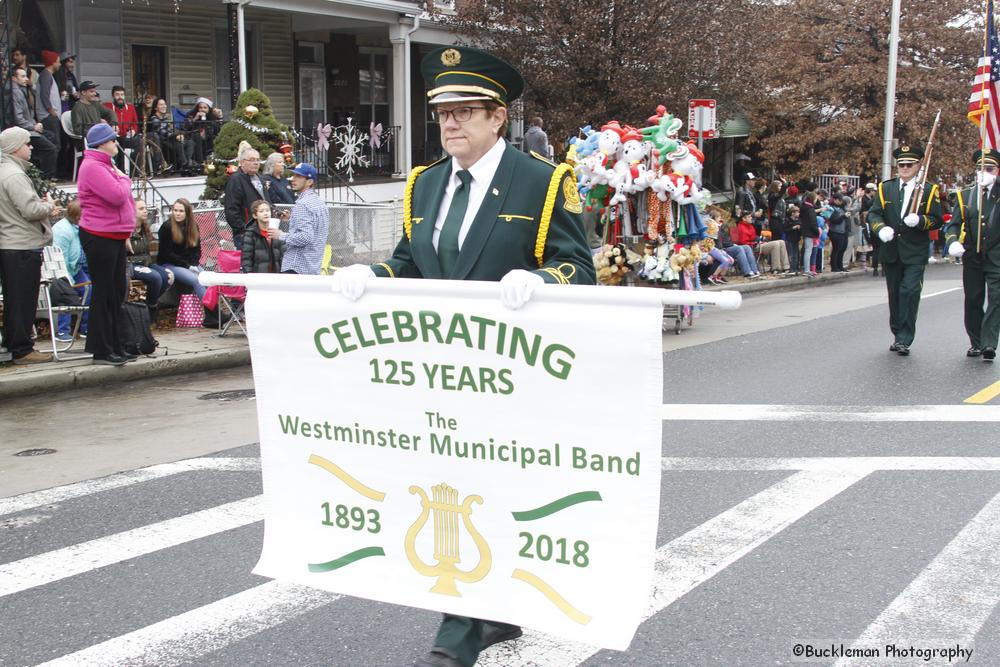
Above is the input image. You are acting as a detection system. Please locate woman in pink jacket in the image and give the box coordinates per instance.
[78,123,136,366]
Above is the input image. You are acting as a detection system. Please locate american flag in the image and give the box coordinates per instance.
[969,0,1000,149]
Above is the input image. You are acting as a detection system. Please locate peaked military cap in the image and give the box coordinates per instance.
[973,148,1000,167]
[892,144,924,163]
[422,46,524,107]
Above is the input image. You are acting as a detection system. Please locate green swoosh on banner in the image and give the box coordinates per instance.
[511,491,603,522]
[307,546,386,572]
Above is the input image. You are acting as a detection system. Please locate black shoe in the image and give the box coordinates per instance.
[896,344,910,356]
[889,342,901,352]
[984,348,996,361]
[123,351,139,362]
[93,354,128,366]
[413,648,462,667]
[481,623,523,650]
[968,347,983,358]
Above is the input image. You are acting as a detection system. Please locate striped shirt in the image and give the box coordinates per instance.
[281,188,329,275]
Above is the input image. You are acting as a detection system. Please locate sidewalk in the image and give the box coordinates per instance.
[0,327,250,400]
[0,264,903,399]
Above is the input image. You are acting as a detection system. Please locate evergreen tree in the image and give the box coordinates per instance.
[203,88,292,199]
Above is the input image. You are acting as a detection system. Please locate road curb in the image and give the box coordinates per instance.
[0,346,251,400]
[703,268,868,296]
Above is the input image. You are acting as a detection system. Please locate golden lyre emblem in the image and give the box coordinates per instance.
[405,483,492,596]
[441,49,461,67]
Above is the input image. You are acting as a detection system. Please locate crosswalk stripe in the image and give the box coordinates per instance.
[661,457,1000,472]
[661,404,1000,422]
[0,496,262,598]
[478,468,870,665]
[36,580,338,667]
[0,457,260,517]
[835,490,1000,666]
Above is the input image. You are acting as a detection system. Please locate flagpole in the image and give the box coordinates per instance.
[977,0,991,254]
[881,0,903,180]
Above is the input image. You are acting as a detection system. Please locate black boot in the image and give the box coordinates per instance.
[203,307,220,328]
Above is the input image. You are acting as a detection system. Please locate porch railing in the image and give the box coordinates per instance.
[290,123,401,183]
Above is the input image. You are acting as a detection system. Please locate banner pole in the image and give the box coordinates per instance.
[198,273,743,310]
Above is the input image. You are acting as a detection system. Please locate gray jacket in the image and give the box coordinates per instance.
[0,155,54,250]
[522,125,549,156]
[11,84,39,134]
[35,69,60,121]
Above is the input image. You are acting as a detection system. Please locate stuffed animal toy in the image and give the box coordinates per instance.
[591,121,624,185]
[667,142,705,188]
[593,242,631,286]
[610,128,649,205]
[640,111,682,165]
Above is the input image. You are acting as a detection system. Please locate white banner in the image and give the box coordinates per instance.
[245,278,664,650]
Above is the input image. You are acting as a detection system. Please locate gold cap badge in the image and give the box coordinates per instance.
[441,49,461,67]
[901,145,910,153]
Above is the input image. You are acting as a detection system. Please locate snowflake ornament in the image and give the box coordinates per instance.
[333,118,370,182]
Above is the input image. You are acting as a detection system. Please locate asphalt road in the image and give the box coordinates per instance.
[2,263,999,667]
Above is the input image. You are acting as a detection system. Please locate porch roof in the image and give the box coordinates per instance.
[244,0,422,21]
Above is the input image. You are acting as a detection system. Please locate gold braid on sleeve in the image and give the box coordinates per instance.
[535,163,575,268]
[403,166,428,241]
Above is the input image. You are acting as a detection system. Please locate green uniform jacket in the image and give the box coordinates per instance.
[944,186,1000,264]
[371,142,596,286]
[867,178,944,265]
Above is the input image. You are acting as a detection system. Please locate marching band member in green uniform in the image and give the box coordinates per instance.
[945,149,1000,360]
[866,144,944,356]
[331,46,595,667]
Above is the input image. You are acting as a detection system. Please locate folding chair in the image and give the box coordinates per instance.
[36,246,91,360]
[215,249,247,337]
[60,111,85,182]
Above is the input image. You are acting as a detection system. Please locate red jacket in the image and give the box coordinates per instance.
[734,220,759,246]
[103,102,139,137]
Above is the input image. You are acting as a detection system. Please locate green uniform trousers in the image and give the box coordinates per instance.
[435,615,520,667]
[962,252,1000,350]
[882,261,925,346]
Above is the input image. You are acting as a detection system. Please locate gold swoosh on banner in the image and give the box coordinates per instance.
[307,454,386,502]
[511,568,592,625]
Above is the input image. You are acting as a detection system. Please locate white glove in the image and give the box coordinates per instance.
[331,264,376,301]
[904,213,920,228]
[499,269,545,310]
[948,241,965,258]
[878,226,895,243]
[978,171,997,188]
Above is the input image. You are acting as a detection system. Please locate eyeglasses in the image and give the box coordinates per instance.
[431,106,488,123]
[984,166,999,174]
[242,157,260,163]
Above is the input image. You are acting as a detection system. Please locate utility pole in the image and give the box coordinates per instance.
[881,0,902,180]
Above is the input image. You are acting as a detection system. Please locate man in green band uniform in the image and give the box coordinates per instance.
[867,144,944,356]
[945,149,1000,360]
[331,46,595,667]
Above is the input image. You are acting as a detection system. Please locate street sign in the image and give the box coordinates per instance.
[688,99,717,139]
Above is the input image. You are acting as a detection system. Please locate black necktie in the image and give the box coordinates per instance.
[438,170,472,277]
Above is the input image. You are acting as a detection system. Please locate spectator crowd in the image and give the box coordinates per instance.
[9,48,224,182]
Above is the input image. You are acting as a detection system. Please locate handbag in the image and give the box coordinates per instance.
[49,277,82,307]
[175,293,204,327]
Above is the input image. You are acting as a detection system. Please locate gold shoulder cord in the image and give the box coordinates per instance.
[403,166,429,241]
[922,183,939,229]
[957,189,967,244]
[535,163,575,268]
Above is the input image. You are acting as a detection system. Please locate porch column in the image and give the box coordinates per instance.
[389,21,409,177]
[225,1,241,109]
